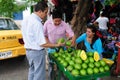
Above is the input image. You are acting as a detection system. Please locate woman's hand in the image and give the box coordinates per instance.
[71,36,76,47]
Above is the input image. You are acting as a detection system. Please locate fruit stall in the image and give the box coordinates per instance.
[49,47,112,80]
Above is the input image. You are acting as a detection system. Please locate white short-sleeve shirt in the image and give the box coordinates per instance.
[96,16,109,30]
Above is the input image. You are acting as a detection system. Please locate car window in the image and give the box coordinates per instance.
[0,19,7,29]
[0,19,19,30]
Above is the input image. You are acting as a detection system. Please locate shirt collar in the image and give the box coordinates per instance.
[51,19,54,25]
[32,13,42,22]
[50,18,63,26]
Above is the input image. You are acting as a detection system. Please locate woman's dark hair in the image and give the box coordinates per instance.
[52,9,62,19]
[35,1,48,12]
[87,25,99,49]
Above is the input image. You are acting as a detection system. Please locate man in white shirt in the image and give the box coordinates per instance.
[21,1,62,80]
[94,12,109,36]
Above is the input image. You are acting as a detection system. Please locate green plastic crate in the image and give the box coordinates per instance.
[49,55,110,80]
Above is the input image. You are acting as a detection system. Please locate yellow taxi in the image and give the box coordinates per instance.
[0,17,26,60]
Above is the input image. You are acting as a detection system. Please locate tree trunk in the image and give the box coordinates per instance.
[71,0,92,49]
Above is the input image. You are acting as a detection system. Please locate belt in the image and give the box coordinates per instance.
[26,48,45,51]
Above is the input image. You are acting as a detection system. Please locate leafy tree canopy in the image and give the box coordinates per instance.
[0,0,41,18]
[104,0,119,6]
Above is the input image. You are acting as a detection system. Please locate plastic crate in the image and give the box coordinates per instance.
[49,54,110,80]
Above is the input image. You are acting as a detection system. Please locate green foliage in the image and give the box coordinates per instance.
[0,0,28,18]
[104,0,119,5]
[27,0,42,3]
[0,0,14,17]
[32,0,41,2]
[0,0,42,18]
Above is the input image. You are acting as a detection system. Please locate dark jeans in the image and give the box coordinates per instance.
[99,28,108,36]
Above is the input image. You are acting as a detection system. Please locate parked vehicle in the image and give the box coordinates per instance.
[0,17,26,60]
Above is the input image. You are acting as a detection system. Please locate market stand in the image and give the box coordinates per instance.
[49,54,110,80]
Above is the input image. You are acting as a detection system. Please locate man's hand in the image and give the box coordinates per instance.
[55,43,64,47]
